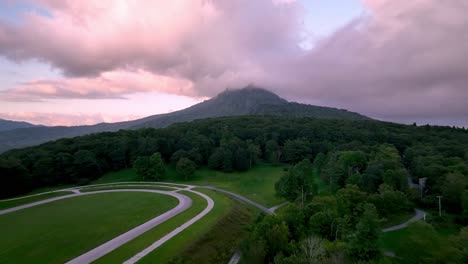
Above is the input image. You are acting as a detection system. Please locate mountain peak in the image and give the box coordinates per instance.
[215,86,287,105]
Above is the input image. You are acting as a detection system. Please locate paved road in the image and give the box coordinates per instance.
[0,189,74,202]
[63,189,191,264]
[269,202,289,213]
[382,209,426,232]
[0,188,193,264]
[0,182,292,264]
[0,192,82,215]
[73,182,279,264]
[202,185,273,214]
[124,189,215,264]
[228,251,242,264]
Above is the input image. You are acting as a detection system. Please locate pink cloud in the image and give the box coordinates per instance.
[0,0,467,126]
[1,69,195,101]
[0,111,143,126]
[0,0,300,94]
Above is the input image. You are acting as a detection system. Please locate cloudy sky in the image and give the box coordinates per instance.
[0,0,467,127]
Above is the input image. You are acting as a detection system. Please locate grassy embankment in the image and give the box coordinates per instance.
[95,188,255,264]
[0,192,177,263]
[96,164,286,207]
[139,188,257,264]
[379,210,463,257]
[80,185,176,192]
[0,191,73,210]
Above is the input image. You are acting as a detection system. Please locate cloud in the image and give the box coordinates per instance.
[0,0,301,94]
[0,0,467,125]
[0,111,143,126]
[268,0,468,125]
[0,69,194,101]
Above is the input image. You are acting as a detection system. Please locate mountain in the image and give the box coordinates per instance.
[0,87,370,153]
[0,119,39,132]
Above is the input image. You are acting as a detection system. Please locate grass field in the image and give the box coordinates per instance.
[91,169,142,184]
[139,189,255,264]
[380,211,414,228]
[175,165,286,207]
[80,185,176,192]
[379,216,462,258]
[97,165,286,207]
[94,190,209,263]
[0,191,73,210]
[0,192,178,264]
[172,190,257,264]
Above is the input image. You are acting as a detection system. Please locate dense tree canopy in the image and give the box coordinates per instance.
[0,116,466,201]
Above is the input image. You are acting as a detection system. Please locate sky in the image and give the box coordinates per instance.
[0,0,467,127]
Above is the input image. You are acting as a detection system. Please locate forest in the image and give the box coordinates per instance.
[1,116,467,262]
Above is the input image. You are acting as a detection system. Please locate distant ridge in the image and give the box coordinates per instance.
[0,118,39,132]
[0,87,370,153]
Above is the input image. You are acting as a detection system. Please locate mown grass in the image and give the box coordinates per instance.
[98,165,286,207]
[170,191,257,264]
[380,211,415,228]
[93,191,208,263]
[379,216,462,257]
[80,185,176,192]
[0,192,177,264]
[0,191,73,210]
[379,228,410,253]
[91,169,142,184]
[139,189,255,264]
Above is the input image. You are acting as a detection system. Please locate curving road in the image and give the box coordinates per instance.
[382,208,426,232]
[2,181,327,264]
[0,188,193,264]
[65,189,192,264]
[124,188,215,264]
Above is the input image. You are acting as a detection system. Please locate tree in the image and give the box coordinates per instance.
[176,158,196,180]
[309,210,338,241]
[133,156,151,179]
[0,158,31,198]
[281,205,307,241]
[441,172,467,213]
[73,150,100,180]
[251,216,290,263]
[462,191,468,223]
[234,148,250,171]
[450,227,468,263]
[312,153,326,173]
[274,236,326,264]
[208,148,224,170]
[369,184,411,217]
[247,141,261,167]
[148,152,165,180]
[133,152,165,180]
[335,184,367,233]
[275,159,317,204]
[265,140,281,164]
[346,203,381,261]
[282,139,312,163]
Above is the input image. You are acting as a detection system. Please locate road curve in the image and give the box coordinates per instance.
[0,189,192,264]
[199,186,273,214]
[62,189,191,264]
[124,189,215,264]
[382,208,426,232]
[74,181,276,215]
[0,190,73,202]
[3,181,275,264]
[0,192,82,215]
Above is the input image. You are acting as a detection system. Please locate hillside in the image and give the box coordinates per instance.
[0,119,39,132]
[0,87,370,153]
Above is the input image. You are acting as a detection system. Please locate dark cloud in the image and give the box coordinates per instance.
[0,0,467,126]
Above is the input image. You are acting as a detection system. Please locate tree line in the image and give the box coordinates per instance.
[1,116,467,203]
